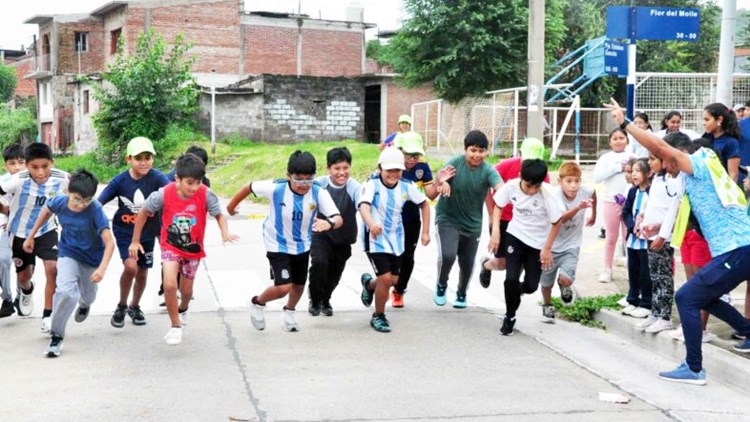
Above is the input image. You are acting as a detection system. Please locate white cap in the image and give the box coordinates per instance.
[378,147,405,170]
[734,103,746,111]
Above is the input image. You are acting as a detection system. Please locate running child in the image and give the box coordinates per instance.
[0,144,25,318]
[23,170,115,357]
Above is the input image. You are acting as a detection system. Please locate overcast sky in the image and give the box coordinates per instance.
[4,1,750,50]
[0,0,408,50]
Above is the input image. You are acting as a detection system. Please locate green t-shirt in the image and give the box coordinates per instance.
[435,155,502,234]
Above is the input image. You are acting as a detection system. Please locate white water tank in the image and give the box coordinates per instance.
[346,1,364,22]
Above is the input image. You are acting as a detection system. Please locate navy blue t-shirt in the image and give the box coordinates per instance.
[98,169,170,241]
[46,196,110,267]
[707,133,740,170]
[402,162,433,223]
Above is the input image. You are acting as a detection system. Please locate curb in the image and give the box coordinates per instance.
[595,309,750,393]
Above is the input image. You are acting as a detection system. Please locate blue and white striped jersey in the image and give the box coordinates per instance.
[626,189,649,250]
[0,169,69,238]
[252,179,339,255]
[358,176,426,256]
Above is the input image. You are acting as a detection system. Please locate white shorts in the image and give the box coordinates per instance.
[539,247,580,288]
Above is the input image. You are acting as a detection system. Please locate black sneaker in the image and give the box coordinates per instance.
[479,256,492,288]
[321,301,333,317]
[541,304,555,324]
[598,227,606,239]
[500,316,516,336]
[370,313,391,333]
[74,305,90,323]
[0,299,15,318]
[45,334,64,358]
[308,301,322,316]
[111,304,127,328]
[559,283,575,306]
[128,305,146,326]
[731,331,747,340]
[361,273,374,307]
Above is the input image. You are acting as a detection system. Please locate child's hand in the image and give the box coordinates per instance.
[22,238,34,253]
[650,236,665,251]
[90,268,105,283]
[540,248,553,271]
[437,165,456,185]
[128,242,143,259]
[420,231,430,246]
[488,232,500,254]
[585,214,596,227]
[226,205,238,216]
[368,224,383,239]
[641,223,660,239]
[578,199,593,209]
[744,176,750,193]
[312,218,333,232]
[438,183,452,198]
[222,232,240,243]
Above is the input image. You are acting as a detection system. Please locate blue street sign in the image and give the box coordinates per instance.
[606,6,700,42]
[636,7,700,41]
[583,37,605,79]
[604,40,628,77]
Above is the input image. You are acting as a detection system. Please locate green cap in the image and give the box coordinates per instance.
[395,131,425,155]
[126,137,156,156]
[520,138,544,160]
[398,114,412,125]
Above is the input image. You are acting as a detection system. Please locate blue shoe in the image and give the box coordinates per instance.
[433,284,447,306]
[733,338,750,353]
[370,313,391,333]
[360,273,374,307]
[453,291,467,309]
[658,361,706,385]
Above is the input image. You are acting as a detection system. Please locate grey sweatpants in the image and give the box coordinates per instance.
[50,257,99,337]
[0,231,12,302]
[435,222,480,295]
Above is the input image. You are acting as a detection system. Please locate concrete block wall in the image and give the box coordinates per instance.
[262,75,363,142]
[197,91,264,141]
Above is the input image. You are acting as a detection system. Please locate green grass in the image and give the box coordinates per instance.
[550,294,624,329]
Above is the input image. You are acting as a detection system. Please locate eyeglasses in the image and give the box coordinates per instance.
[70,196,93,206]
[292,178,314,187]
[404,153,421,160]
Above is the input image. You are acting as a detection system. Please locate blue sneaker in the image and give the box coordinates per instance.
[733,338,750,353]
[360,273,374,307]
[453,291,467,309]
[370,313,391,333]
[434,284,447,306]
[658,361,706,385]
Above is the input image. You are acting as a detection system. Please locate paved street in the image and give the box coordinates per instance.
[2,177,750,421]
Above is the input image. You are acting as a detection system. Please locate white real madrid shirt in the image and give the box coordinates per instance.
[492,179,563,250]
[251,179,339,255]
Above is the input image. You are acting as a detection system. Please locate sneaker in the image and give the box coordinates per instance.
[128,305,146,326]
[40,316,51,333]
[45,334,64,358]
[598,227,606,239]
[617,297,629,308]
[283,308,298,332]
[178,308,189,327]
[500,316,516,336]
[628,307,651,318]
[164,327,182,346]
[668,327,715,343]
[360,273,374,307]
[634,315,659,331]
[614,256,627,267]
[391,290,404,308]
[17,283,34,316]
[478,256,492,288]
[74,306,90,323]
[110,304,127,328]
[308,301,322,316]
[433,283,447,306]
[249,299,266,331]
[734,339,750,353]
[731,331,747,340]
[541,305,555,324]
[559,283,577,306]
[321,301,333,317]
[0,300,15,318]
[720,294,732,304]
[621,305,637,315]
[370,313,391,333]
[597,269,612,283]
[645,318,674,334]
[453,291,467,309]
[658,361,706,386]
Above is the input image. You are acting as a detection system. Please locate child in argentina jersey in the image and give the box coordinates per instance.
[621,159,652,317]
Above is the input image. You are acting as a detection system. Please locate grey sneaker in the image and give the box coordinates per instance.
[74,305,90,323]
[45,334,64,358]
[283,308,298,332]
[249,298,266,331]
[111,304,127,328]
[478,256,492,288]
[541,304,556,324]
[128,305,147,326]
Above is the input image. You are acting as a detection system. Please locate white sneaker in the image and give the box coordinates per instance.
[614,256,627,267]
[18,283,34,316]
[645,318,674,333]
[283,308,298,332]
[179,308,189,327]
[628,307,651,318]
[621,305,637,315]
[720,294,732,304]
[668,327,715,343]
[634,315,659,331]
[617,297,629,308]
[163,327,182,345]
[249,300,266,331]
[40,316,51,334]
[597,269,613,283]
[702,330,716,343]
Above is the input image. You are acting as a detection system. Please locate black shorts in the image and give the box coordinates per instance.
[267,252,310,286]
[492,220,510,258]
[116,233,155,269]
[366,252,400,277]
[12,230,58,272]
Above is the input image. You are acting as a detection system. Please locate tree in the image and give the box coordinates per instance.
[92,29,199,162]
[384,0,568,103]
[0,63,18,103]
[0,106,36,147]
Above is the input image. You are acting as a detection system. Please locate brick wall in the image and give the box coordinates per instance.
[244,25,297,75]
[262,74,363,142]
[57,19,105,74]
[300,29,362,77]
[385,81,436,135]
[8,57,36,97]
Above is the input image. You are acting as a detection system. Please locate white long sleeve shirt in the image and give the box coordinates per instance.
[642,173,682,242]
[593,151,633,203]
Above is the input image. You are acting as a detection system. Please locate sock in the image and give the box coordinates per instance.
[252,296,265,306]
[178,306,188,313]
[42,309,52,318]
[283,306,295,311]
[21,285,33,295]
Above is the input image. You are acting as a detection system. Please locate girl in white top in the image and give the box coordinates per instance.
[593,128,634,282]
[628,112,653,159]
[654,110,701,141]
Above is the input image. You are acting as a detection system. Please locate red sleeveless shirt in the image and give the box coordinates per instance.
[160,183,208,259]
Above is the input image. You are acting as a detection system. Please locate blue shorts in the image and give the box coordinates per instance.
[115,234,155,269]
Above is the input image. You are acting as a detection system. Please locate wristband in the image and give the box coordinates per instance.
[326,217,336,229]
[619,117,632,131]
